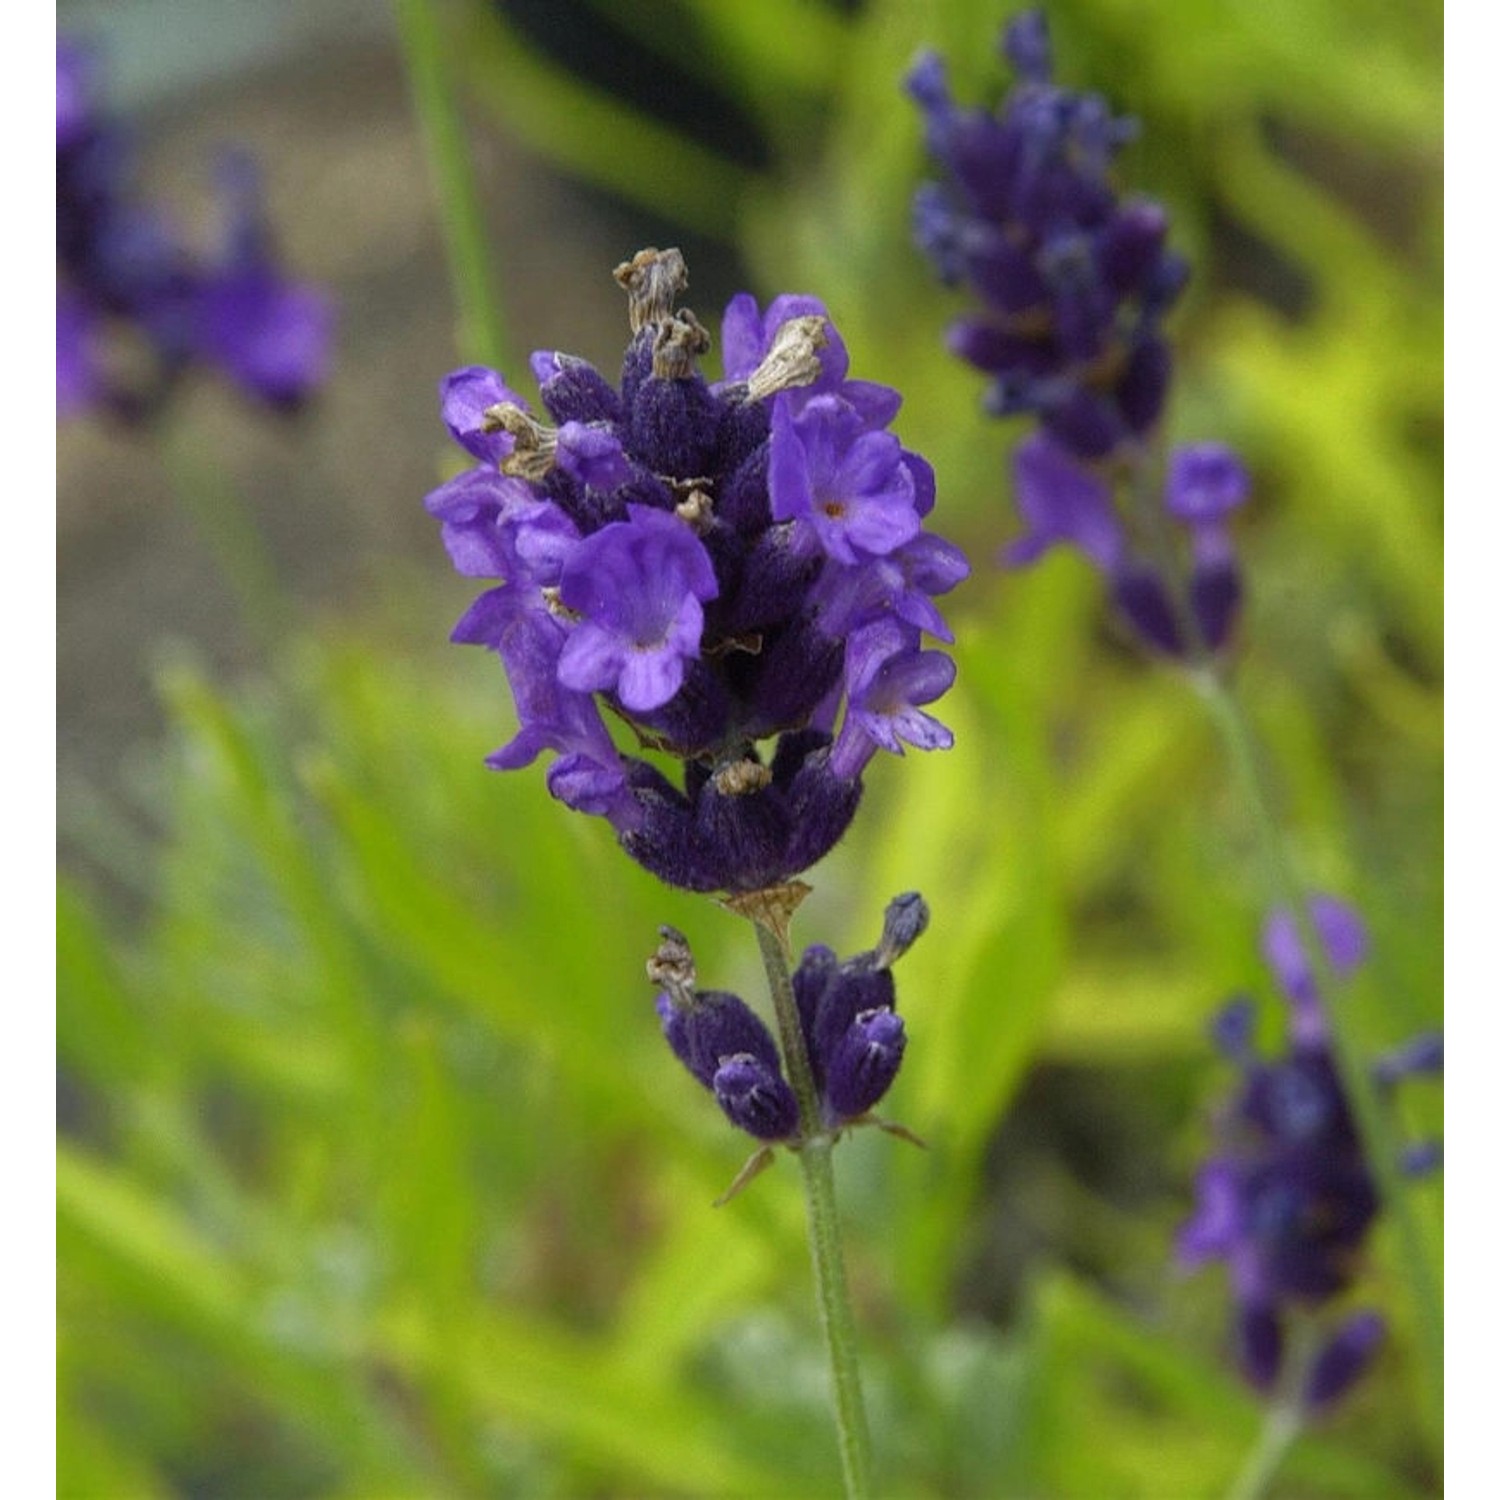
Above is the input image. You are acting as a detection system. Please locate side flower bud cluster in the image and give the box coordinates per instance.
[426,248,968,892]
[57,40,333,419]
[652,893,929,1141]
[1178,897,1443,1412]
[908,10,1247,661]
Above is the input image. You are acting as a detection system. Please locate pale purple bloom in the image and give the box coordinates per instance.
[452,602,632,822]
[424,467,577,582]
[557,506,719,712]
[832,620,957,778]
[194,269,332,407]
[812,531,971,643]
[1261,896,1368,1043]
[770,393,922,566]
[719,290,849,388]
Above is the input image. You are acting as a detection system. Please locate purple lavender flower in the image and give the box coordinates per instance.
[769,392,922,565]
[908,12,1247,664]
[908,12,1184,461]
[56,40,333,420]
[831,620,958,779]
[1179,896,1442,1410]
[653,894,927,1140]
[556,505,719,712]
[188,153,333,408]
[426,248,967,893]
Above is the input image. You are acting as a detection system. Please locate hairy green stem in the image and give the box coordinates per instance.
[393,0,509,367]
[1224,1404,1301,1500]
[749,916,873,1500]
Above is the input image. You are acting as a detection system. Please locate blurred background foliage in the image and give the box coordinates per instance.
[57,0,1441,1494]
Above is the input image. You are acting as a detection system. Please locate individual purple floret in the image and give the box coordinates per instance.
[907,11,1185,462]
[56,39,333,420]
[555,505,719,712]
[651,894,927,1141]
[427,247,968,893]
[1179,896,1442,1412]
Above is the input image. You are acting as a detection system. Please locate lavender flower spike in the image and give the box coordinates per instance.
[425,248,967,893]
[907,11,1180,460]
[908,12,1250,664]
[1179,897,1442,1412]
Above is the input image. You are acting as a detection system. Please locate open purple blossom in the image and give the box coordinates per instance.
[770,392,922,566]
[831,620,958,779]
[57,39,333,421]
[556,505,719,712]
[426,247,967,893]
[1007,432,1123,569]
[652,894,927,1141]
[1179,896,1442,1411]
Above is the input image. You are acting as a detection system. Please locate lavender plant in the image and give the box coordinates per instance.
[57,38,333,421]
[907,0,1441,1464]
[424,246,967,1495]
[1180,898,1442,1496]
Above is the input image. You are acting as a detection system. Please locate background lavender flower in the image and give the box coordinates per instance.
[427,248,968,893]
[56,39,333,420]
[1179,897,1443,1412]
[908,11,1247,664]
[907,13,1185,462]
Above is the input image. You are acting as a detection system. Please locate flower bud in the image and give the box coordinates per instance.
[1302,1312,1384,1412]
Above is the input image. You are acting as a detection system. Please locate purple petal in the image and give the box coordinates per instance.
[1010,434,1123,570]
[441,365,527,464]
[1166,443,1250,526]
[616,642,689,713]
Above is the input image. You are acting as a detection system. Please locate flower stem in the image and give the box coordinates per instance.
[392,0,510,368]
[748,913,874,1500]
[1192,666,1443,1440]
[1224,1404,1301,1500]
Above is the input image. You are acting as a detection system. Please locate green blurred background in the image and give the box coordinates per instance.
[57,0,1441,1494]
